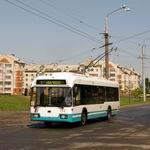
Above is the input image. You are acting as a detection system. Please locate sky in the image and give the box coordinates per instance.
[0,0,150,77]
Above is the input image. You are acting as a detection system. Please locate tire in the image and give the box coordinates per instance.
[107,107,112,120]
[81,110,87,126]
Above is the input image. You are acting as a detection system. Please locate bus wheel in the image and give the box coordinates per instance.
[107,107,112,120]
[81,110,87,126]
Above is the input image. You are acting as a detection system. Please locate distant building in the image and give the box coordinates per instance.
[0,54,140,96]
[24,63,80,93]
[117,66,140,95]
[0,54,25,95]
[82,59,140,95]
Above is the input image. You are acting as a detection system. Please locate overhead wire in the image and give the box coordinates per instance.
[54,49,93,63]
[113,29,150,44]
[110,30,150,64]
[115,46,139,59]
[5,0,150,67]
[4,0,102,43]
[4,0,150,46]
[39,0,100,32]
[85,47,117,70]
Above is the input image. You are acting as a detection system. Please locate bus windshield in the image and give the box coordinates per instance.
[31,87,72,107]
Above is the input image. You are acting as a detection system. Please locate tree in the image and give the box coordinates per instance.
[145,78,150,94]
[131,88,143,97]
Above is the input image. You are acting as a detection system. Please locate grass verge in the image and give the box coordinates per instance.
[0,95,150,111]
[120,97,150,107]
[0,95,29,111]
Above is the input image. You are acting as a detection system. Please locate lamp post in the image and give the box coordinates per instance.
[104,5,130,79]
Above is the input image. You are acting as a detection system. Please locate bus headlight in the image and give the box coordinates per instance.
[60,114,68,119]
[32,113,40,118]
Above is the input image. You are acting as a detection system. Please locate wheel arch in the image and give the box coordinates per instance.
[82,107,88,114]
[81,107,88,126]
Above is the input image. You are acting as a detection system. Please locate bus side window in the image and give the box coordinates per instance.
[73,85,81,106]
[98,86,105,103]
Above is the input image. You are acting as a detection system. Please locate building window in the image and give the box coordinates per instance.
[110,79,115,81]
[110,68,115,72]
[26,74,28,77]
[87,68,94,72]
[5,64,12,68]
[110,73,115,77]
[5,75,11,79]
[6,70,12,73]
[4,88,11,91]
[5,81,11,85]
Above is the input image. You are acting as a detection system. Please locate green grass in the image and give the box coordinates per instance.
[0,95,29,111]
[120,97,150,107]
[0,95,150,111]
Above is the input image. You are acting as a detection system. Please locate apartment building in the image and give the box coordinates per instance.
[24,59,140,95]
[0,54,140,95]
[24,63,80,94]
[82,59,140,93]
[117,66,140,95]
[0,54,25,95]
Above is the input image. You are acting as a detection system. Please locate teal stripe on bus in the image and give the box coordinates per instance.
[30,109,119,123]
[88,110,107,119]
[30,113,80,123]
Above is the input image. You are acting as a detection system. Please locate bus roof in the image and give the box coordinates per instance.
[31,72,119,88]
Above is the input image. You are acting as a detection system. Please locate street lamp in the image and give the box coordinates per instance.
[104,5,130,79]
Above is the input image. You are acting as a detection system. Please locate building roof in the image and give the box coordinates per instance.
[25,64,79,72]
[0,54,25,64]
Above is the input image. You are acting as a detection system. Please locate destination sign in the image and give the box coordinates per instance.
[36,80,66,85]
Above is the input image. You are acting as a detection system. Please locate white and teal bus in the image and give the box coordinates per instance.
[30,72,119,126]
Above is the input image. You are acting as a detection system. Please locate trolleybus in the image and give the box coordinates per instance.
[30,72,119,126]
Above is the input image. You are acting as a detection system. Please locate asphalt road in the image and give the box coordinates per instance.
[0,105,150,150]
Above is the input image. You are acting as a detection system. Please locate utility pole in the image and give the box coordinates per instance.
[142,45,146,102]
[138,44,147,102]
[104,14,110,80]
[104,28,109,79]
